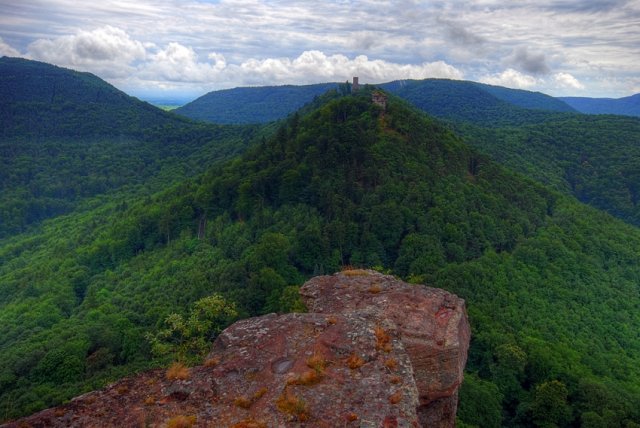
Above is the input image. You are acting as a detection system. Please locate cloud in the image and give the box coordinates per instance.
[480,68,538,89]
[139,46,464,90]
[236,51,464,85]
[508,46,550,75]
[26,26,146,78]
[553,72,584,89]
[0,37,20,57]
[438,18,486,47]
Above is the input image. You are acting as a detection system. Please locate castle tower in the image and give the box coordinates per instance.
[352,76,359,93]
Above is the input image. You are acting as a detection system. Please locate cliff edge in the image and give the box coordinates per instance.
[4,270,469,427]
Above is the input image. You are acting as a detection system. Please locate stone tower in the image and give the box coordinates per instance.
[352,76,359,93]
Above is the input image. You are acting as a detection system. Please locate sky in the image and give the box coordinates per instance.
[0,0,639,102]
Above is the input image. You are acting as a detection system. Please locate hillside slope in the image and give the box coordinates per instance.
[1,90,639,427]
[0,57,260,239]
[458,115,640,226]
[175,83,339,124]
[379,79,575,126]
[560,93,640,116]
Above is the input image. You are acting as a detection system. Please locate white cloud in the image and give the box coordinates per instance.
[480,68,538,89]
[235,51,463,85]
[0,37,21,57]
[26,26,146,78]
[553,72,584,90]
[130,39,464,92]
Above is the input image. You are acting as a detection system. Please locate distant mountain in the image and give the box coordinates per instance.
[473,81,576,112]
[0,57,260,238]
[380,79,575,126]
[560,93,640,116]
[175,83,339,124]
[175,78,576,126]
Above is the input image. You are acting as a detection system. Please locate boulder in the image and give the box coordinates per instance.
[4,270,469,427]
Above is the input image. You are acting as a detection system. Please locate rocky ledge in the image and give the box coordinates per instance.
[4,270,469,427]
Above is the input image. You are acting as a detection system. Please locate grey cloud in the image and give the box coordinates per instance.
[438,18,486,47]
[508,46,550,75]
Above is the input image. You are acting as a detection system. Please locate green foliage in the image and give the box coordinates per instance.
[1,86,639,428]
[457,115,640,227]
[146,294,237,364]
[457,373,503,428]
[529,380,572,428]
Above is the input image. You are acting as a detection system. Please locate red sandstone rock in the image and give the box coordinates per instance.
[3,270,469,428]
[300,270,470,427]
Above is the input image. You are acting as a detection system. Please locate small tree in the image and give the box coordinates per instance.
[146,294,237,364]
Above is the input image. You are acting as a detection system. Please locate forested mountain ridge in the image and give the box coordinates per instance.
[1,87,639,427]
[175,83,339,124]
[0,56,180,137]
[560,93,640,116]
[173,77,640,229]
[0,57,263,239]
[175,78,575,126]
[379,79,576,126]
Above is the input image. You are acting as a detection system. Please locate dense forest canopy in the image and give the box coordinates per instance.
[1,82,639,427]
[174,76,640,231]
[0,57,265,239]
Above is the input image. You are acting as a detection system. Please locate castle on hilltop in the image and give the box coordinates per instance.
[352,76,387,110]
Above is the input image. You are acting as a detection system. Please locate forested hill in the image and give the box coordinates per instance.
[0,57,261,239]
[175,83,339,124]
[379,79,576,125]
[471,81,576,112]
[0,56,190,137]
[174,78,575,125]
[560,93,640,116]
[2,88,639,427]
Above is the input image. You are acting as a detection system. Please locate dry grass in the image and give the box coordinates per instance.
[389,390,402,404]
[166,362,190,380]
[276,392,309,422]
[306,354,327,373]
[234,396,252,409]
[341,266,370,276]
[234,387,268,409]
[230,419,267,428]
[346,353,365,370]
[368,283,383,293]
[253,387,268,400]
[203,357,220,368]
[374,326,392,353]
[166,415,196,428]
[389,375,402,384]
[116,385,129,395]
[384,358,398,371]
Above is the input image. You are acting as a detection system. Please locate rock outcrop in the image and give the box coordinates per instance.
[4,270,469,428]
